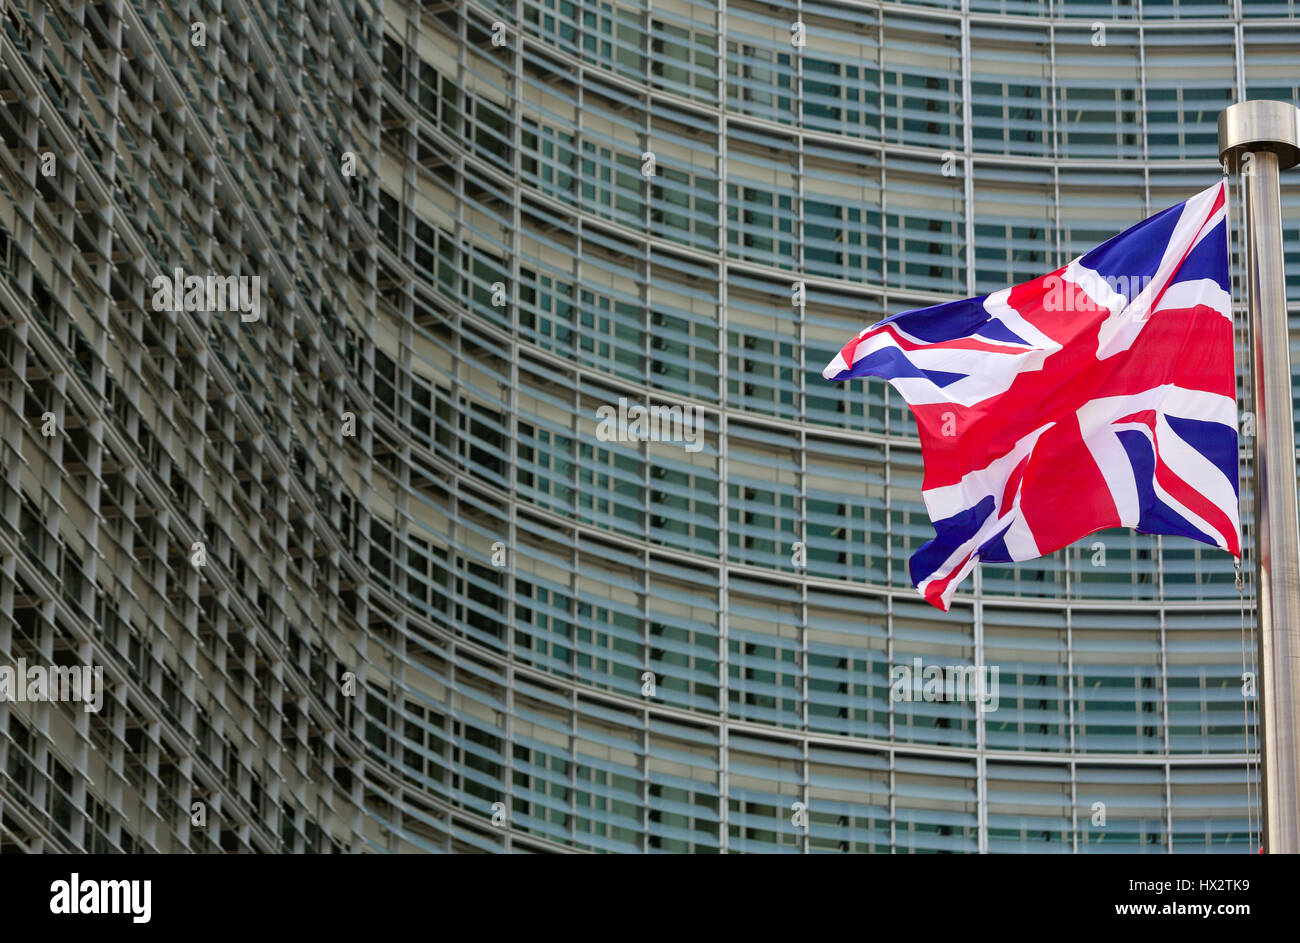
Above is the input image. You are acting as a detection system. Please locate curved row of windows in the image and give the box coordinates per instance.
[439,0,1300,160]
[363,447,1259,755]
[390,16,1300,282]
[360,644,1258,852]
[371,293,1244,601]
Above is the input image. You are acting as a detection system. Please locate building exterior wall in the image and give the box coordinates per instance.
[1,0,1297,853]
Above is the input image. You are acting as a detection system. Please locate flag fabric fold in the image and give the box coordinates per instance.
[824,181,1241,611]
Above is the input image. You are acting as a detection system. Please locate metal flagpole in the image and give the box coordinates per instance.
[1219,100,1300,854]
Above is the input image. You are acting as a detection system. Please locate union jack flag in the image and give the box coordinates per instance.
[823,182,1240,611]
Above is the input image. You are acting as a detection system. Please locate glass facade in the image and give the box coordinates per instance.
[2,0,1297,853]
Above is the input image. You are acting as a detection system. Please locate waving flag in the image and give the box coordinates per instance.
[823,182,1240,610]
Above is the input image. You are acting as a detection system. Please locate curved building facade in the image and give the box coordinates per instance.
[377,0,1295,853]
[0,0,1296,854]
